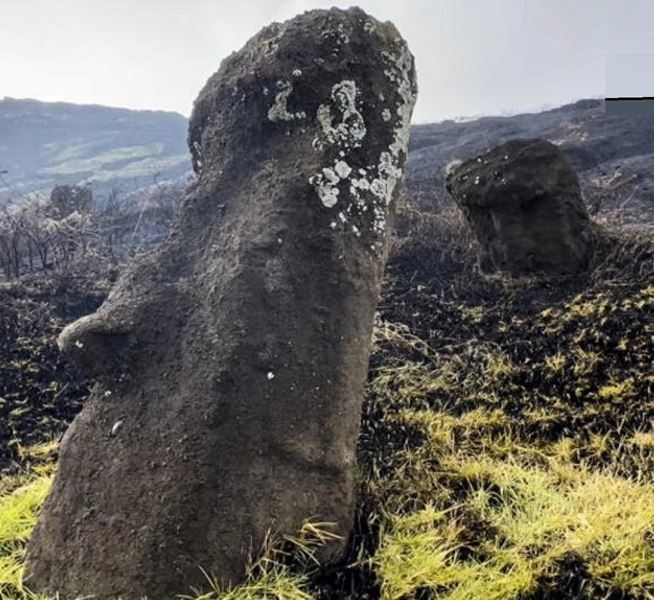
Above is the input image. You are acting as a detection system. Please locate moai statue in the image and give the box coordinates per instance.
[446,139,595,275]
[25,7,417,599]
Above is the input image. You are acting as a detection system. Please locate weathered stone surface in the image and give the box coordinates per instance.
[49,185,93,217]
[446,139,595,275]
[24,7,416,599]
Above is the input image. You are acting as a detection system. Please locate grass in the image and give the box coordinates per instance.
[41,144,165,175]
[0,203,653,598]
[0,441,56,600]
[372,432,654,599]
[356,205,654,599]
[0,476,52,598]
[0,449,330,600]
[184,522,341,600]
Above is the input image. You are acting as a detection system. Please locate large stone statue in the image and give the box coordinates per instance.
[446,139,595,275]
[24,7,417,599]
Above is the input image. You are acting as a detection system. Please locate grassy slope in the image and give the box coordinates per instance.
[0,205,653,599]
[0,97,190,203]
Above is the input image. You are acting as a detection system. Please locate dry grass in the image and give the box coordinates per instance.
[356,204,654,599]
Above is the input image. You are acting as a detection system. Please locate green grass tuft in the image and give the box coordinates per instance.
[0,474,52,599]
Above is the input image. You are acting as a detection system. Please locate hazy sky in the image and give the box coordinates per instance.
[1,0,653,123]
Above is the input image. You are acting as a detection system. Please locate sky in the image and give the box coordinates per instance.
[1,0,653,123]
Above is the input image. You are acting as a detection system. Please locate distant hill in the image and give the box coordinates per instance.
[406,98,654,226]
[2,96,653,225]
[0,98,191,205]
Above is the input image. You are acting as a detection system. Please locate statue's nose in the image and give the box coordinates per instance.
[58,312,132,378]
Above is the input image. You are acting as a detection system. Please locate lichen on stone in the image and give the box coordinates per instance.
[382,43,416,160]
[309,170,340,208]
[267,80,307,122]
[334,161,352,179]
[315,80,367,149]
[307,30,416,247]
[308,79,369,209]
[259,22,286,57]
[363,21,377,33]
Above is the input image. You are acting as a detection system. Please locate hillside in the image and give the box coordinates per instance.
[0,98,190,204]
[407,99,654,226]
[3,97,654,227]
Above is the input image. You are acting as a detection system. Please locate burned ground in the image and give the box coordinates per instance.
[0,198,653,599]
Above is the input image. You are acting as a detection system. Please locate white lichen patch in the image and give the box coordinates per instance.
[363,21,377,33]
[308,39,416,246]
[315,80,367,149]
[309,172,339,208]
[321,167,340,185]
[259,22,286,57]
[267,80,307,122]
[337,22,350,44]
[367,44,414,233]
[320,22,351,50]
[381,44,416,160]
[334,160,352,179]
[350,176,371,193]
[308,80,368,208]
[368,151,404,208]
